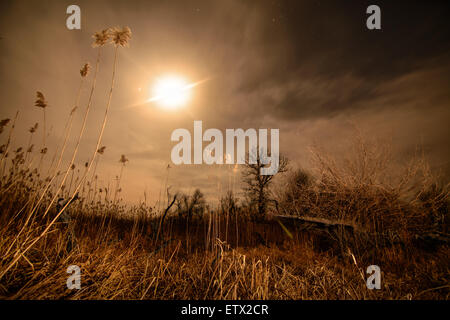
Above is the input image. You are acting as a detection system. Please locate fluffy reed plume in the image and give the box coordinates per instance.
[110,26,132,47]
[119,154,129,164]
[34,91,47,109]
[80,63,90,77]
[0,118,10,126]
[92,29,110,47]
[97,146,106,154]
[29,123,38,133]
[0,118,10,135]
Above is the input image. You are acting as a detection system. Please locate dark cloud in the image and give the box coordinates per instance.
[227,0,450,121]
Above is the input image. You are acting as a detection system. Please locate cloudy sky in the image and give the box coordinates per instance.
[0,0,449,204]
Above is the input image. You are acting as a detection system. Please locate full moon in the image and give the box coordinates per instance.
[149,76,191,109]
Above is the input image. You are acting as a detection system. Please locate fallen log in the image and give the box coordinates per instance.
[270,214,450,248]
[271,214,358,233]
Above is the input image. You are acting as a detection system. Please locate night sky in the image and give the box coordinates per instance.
[0,0,449,203]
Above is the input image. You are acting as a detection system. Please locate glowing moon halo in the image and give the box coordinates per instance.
[148,76,193,109]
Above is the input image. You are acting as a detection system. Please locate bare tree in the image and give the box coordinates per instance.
[220,190,238,216]
[176,188,206,219]
[242,148,288,220]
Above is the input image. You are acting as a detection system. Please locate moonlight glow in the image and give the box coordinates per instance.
[149,76,192,109]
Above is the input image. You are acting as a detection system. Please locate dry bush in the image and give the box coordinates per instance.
[276,132,449,239]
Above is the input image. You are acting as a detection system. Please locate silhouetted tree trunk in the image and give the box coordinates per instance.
[242,149,288,220]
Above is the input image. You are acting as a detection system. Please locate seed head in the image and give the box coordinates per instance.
[92,29,110,47]
[0,118,10,135]
[80,63,90,77]
[111,26,132,47]
[35,91,47,109]
[119,154,129,164]
[97,146,106,155]
[0,119,10,134]
[30,123,38,133]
